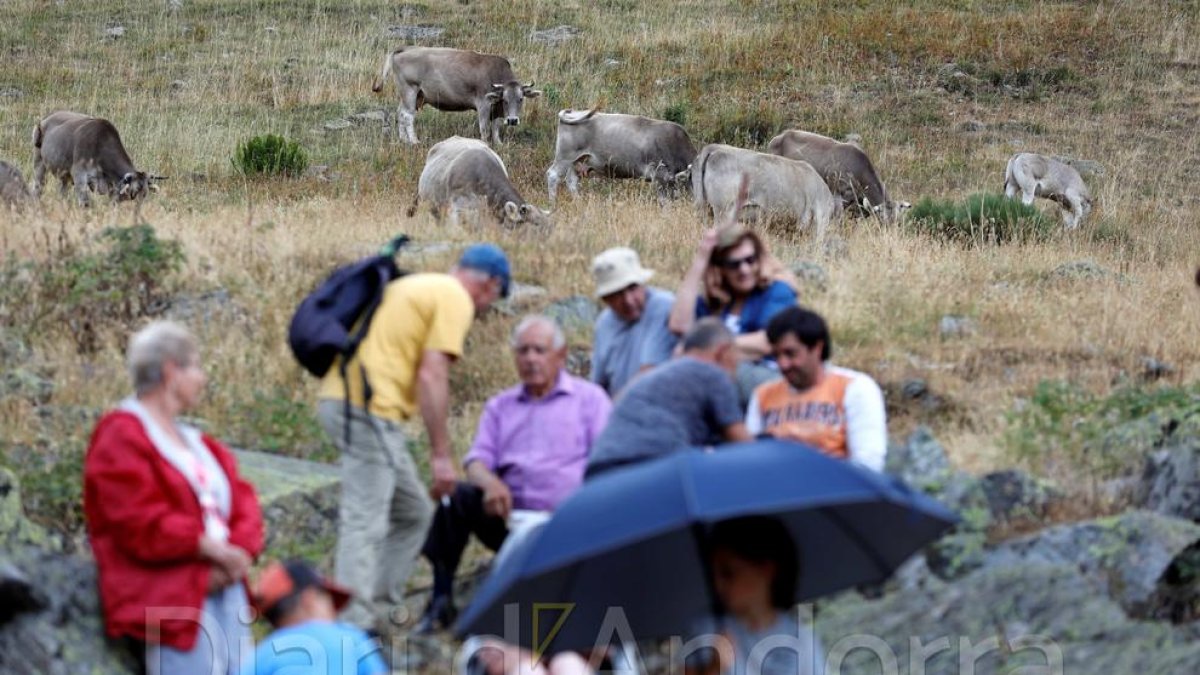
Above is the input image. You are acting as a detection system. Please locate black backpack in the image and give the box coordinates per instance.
[288,234,410,441]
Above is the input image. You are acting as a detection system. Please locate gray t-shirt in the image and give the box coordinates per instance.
[591,287,679,396]
[686,612,823,675]
[586,357,742,473]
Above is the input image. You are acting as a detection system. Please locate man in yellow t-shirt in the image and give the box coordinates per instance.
[745,306,887,472]
[316,243,510,631]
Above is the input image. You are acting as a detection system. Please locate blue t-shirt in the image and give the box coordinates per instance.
[591,286,679,396]
[695,280,798,335]
[241,621,388,675]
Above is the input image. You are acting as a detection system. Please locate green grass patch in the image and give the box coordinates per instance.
[907,193,1054,246]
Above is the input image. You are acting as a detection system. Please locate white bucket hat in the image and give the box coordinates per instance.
[591,247,655,298]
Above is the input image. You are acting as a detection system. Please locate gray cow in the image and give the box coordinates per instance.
[407,136,550,228]
[693,143,838,241]
[0,161,32,208]
[372,47,541,145]
[767,130,908,223]
[545,107,696,204]
[1004,152,1093,229]
[32,111,162,206]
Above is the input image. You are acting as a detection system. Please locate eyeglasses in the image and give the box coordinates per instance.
[719,253,759,271]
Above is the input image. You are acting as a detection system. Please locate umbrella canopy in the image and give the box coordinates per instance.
[456,439,957,655]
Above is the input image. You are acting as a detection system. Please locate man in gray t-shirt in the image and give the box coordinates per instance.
[586,318,750,477]
[590,247,680,397]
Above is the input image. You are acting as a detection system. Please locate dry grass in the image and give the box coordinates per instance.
[2,0,1199,515]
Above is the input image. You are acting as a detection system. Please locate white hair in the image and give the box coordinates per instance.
[127,321,197,396]
[510,315,566,350]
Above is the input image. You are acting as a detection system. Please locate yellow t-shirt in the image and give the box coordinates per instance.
[318,273,475,422]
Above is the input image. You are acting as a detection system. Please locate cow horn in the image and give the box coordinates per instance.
[149,175,170,181]
[491,83,504,90]
[521,81,535,89]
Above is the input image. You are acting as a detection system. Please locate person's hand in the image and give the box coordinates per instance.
[696,228,719,261]
[199,536,252,581]
[430,454,460,500]
[482,477,513,521]
[207,565,233,593]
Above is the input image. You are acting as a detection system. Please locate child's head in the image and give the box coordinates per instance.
[252,560,353,628]
[709,517,798,615]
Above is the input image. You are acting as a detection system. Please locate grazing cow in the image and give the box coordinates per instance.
[767,130,909,222]
[371,47,541,145]
[1004,152,1093,229]
[407,136,550,228]
[0,161,32,208]
[545,107,696,204]
[32,111,163,207]
[692,144,838,240]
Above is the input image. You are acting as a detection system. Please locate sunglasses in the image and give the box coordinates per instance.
[719,253,759,271]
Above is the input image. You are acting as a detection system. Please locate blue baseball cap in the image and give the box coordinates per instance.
[458,243,512,298]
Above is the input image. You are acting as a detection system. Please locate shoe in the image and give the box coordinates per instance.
[413,594,457,634]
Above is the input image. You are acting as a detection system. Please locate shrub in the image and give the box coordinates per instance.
[226,387,336,462]
[709,104,781,147]
[233,134,308,177]
[0,224,185,353]
[1005,380,1200,486]
[663,102,689,127]
[906,193,1053,245]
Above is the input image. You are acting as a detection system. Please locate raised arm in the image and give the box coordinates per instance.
[669,229,719,335]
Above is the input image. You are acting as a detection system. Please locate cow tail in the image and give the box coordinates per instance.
[405,191,419,218]
[32,123,43,149]
[372,48,402,93]
[697,146,713,211]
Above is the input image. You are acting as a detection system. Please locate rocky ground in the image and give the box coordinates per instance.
[4,422,1200,673]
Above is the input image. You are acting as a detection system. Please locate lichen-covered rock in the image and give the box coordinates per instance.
[983,510,1200,616]
[544,295,599,334]
[233,449,340,559]
[1139,438,1200,522]
[978,469,1062,527]
[886,426,954,493]
[815,563,1200,674]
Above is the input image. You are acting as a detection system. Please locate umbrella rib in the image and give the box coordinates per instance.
[816,505,893,583]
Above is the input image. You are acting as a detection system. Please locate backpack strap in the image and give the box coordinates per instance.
[339,261,397,446]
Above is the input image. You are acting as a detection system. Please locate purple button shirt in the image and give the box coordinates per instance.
[464,372,612,511]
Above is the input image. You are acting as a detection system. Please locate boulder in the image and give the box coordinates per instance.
[1049,259,1111,281]
[322,118,353,131]
[495,283,549,315]
[233,449,341,559]
[886,426,954,493]
[938,314,978,339]
[530,25,581,45]
[983,510,1200,616]
[348,110,388,126]
[978,469,1062,527]
[1139,437,1200,522]
[544,295,599,334]
[790,261,829,292]
[816,563,1200,674]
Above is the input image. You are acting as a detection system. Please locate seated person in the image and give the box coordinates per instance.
[684,517,823,675]
[417,315,612,632]
[244,559,388,675]
[669,228,799,407]
[586,318,751,478]
[590,246,679,396]
[745,306,886,472]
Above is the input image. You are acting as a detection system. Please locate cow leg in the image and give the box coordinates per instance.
[546,160,570,203]
[397,86,419,144]
[1004,178,1017,200]
[31,157,46,198]
[69,166,93,207]
[489,118,503,146]
[1020,187,1036,207]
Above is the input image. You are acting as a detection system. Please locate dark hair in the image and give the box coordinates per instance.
[709,516,798,610]
[765,306,831,361]
[264,591,302,627]
[683,317,734,352]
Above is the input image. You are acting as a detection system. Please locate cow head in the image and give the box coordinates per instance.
[653,162,691,200]
[868,198,911,224]
[486,82,541,126]
[502,201,552,228]
[116,172,167,201]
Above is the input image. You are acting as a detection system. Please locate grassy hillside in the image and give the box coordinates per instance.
[1,0,1198,533]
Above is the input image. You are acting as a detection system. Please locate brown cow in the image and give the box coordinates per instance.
[32,111,164,206]
[545,107,696,204]
[372,47,541,145]
[767,130,908,222]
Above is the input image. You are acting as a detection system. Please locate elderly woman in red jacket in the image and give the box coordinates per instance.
[85,321,264,675]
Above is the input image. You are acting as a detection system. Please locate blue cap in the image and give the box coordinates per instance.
[458,243,512,298]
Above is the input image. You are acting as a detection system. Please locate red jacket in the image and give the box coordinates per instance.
[83,410,265,650]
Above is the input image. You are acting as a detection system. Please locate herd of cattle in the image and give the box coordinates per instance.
[0,46,1094,235]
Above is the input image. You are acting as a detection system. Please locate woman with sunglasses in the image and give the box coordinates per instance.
[669,227,799,406]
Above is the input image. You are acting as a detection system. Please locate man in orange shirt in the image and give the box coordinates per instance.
[745,306,887,472]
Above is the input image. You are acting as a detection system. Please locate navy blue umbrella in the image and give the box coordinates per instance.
[455,439,957,655]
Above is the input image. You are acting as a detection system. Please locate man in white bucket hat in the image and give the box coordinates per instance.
[590,247,679,397]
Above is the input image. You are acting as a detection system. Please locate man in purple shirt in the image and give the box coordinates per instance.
[415,315,612,633]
